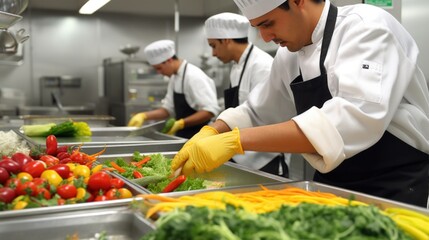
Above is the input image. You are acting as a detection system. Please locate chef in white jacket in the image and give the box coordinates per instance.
[204,12,289,177]
[128,40,220,139]
[172,0,429,207]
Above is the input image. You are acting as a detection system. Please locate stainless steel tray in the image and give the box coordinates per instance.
[161,181,429,215]
[20,114,115,127]
[0,206,154,240]
[0,172,147,219]
[97,152,290,193]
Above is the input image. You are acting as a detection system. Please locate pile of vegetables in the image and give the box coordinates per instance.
[138,186,429,240]
[21,120,92,137]
[103,152,223,193]
[0,135,133,211]
[142,204,412,240]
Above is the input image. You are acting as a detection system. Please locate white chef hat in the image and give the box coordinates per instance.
[233,0,287,20]
[144,40,175,65]
[204,12,249,39]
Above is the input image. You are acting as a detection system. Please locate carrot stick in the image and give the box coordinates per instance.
[110,161,126,173]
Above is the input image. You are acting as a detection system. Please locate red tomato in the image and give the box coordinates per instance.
[5,177,21,189]
[70,152,85,164]
[47,164,70,179]
[57,184,77,199]
[87,172,112,192]
[0,187,16,203]
[22,161,46,178]
[56,152,71,160]
[11,153,34,170]
[0,158,21,174]
[94,195,108,202]
[15,181,38,196]
[56,145,70,154]
[35,187,51,200]
[39,155,59,168]
[32,177,50,190]
[0,167,9,184]
[57,198,66,205]
[110,178,125,189]
[46,135,58,155]
[105,188,120,200]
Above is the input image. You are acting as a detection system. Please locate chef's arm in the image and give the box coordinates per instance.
[211,119,316,154]
[143,108,170,120]
[183,110,214,127]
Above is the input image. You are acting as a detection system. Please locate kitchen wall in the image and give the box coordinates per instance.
[0,9,213,108]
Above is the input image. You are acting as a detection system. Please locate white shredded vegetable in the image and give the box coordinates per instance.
[0,130,31,157]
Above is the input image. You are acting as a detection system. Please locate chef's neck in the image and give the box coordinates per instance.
[233,43,249,63]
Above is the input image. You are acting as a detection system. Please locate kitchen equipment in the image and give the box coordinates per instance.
[39,75,91,107]
[120,44,140,58]
[0,28,17,54]
[15,28,28,43]
[127,120,166,137]
[20,114,115,127]
[0,0,28,15]
[103,58,167,126]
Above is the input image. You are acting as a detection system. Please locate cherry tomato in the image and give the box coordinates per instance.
[57,198,66,205]
[94,194,108,202]
[105,188,120,200]
[0,187,16,203]
[76,187,90,202]
[118,188,133,199]
[32,178,50,190]
[17,172,33,182]
[57,184,77,199]
[13,201,28,210]
[46,135,58,155]
[110,178,125,189]
[35,187,51,200]
[39,155,59,168]
[87,172,111,192]
[5,177,21,190]
[56,152,71,160]
[56,145,70,154]
[0,167,10,184]
[15,181,38,196]
[11,153,34,170]
[22,161,46,178]
[40,170,63,187]
[0,158,21,174]
[73,165,90,178]
[47,164,70,179]
[70,152,85,164]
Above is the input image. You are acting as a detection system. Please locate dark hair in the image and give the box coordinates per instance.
[279,0,324,10]
[172,55,178,60]
[217,37,248,44]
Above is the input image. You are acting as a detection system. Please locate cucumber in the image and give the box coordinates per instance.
[161,118,176,133]
[130,175,167,187]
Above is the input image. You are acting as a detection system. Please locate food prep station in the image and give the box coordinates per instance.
[1,121,428,239]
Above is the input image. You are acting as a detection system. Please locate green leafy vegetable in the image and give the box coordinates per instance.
[21,121,92,137]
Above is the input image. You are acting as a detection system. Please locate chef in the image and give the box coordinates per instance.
[128,40,220,139]
[204,12,289,177]
[172,0,429,207]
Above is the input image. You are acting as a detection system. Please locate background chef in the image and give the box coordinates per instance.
[204,12,289,177]
[128,40,220,139]
[172,0,429,207]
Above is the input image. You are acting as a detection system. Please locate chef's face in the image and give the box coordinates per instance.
[250,2,312,52]
[153,59,174,77]
[207,39,232,63]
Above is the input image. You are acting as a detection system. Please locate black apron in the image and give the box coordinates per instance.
[224,44,254,109]
[290,4,428,207]
[173,63,210,139]
[225,45,289,177]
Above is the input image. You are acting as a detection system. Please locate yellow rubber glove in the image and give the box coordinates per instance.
[171,127,244,176]
[127,112,147,127]
[182,125,219,149]
[166,119,185,135]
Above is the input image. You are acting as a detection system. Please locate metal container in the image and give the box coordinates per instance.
[160,181,429,215]
[97,152,290,194]
[0,206,155,240]
[0,172,146,219]
[20,114,114,127]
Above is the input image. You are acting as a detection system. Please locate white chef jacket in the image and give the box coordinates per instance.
[162,60,221,118]
[218,0,429,173]
[229,44,286,170]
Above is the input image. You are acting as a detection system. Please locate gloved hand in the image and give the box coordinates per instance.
[166,119,185,135]
[182,125,219,149]
[171,127,244,176]
[127,112,147,127]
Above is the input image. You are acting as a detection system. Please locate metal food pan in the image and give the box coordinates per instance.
[14,124,186,148]
[0,172,147,219]
[20,115,115,127]
[161,181,429,215]
[0,206,155,240]
[97,152,290,194]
